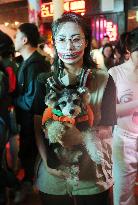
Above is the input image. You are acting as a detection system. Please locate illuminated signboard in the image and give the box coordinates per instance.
[105,21,118,41]
[41,0,85,18]
[93,18,118,42]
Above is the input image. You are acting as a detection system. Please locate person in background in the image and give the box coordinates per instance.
[0,31,17,93]
[99,35,110,53]
[117,32,131,64]
[102,43,115,70]
[37,36,51,70]
[0,60,9,205]
[114,45,130,66]
[0,60,20,205]
[124,50,130,62]
[33,12,116,205]
[91,37,99,50]
[0,30,19,173]
[90,37,102,68]
[91,36,111,70]
[13,23,49,203]
[108,27,138,205]
[114,44,124,66]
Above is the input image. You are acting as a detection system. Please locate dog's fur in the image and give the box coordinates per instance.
[45,87,90,117]
[43,87,103,164]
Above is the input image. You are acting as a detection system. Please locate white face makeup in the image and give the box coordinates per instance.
[55,22,86,65]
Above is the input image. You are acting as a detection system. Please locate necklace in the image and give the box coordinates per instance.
[47,67,91,93]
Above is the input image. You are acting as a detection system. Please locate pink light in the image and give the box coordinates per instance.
[106,21,118,41]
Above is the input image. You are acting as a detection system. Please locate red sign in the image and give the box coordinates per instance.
[41,0,85,18]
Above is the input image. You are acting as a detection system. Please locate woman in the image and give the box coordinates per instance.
[102,43,115,70]
[109,28,138,205]
[34,12,116,205]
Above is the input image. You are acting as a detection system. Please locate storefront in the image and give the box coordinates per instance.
[0,0,28,39]
[86,0,125,43]
[40,0,125,43]
[126,0,138,31]
[40,0,86,41]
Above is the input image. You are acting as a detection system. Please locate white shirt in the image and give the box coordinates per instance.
[109,59,138,133]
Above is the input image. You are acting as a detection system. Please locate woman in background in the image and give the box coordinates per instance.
[109,27,138,205]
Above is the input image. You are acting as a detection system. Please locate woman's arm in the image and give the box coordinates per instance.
[34,114,70,179]
[34,114,47,166]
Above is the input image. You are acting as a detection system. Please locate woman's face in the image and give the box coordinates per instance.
[55,22,87,65]
[103,46,112,58]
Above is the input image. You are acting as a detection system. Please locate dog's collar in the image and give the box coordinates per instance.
[52,109,63,117]
[76,115,89,123]
[42,107,75,125]
[76,105,94,127]
[42,104,94,128]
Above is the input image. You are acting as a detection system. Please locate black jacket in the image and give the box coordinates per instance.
[14,51,50,123]
[0,63,9,125]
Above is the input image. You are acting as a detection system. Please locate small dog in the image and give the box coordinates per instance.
[49,88,89,118]
[43,87,93,127]
[42,87,93,142]
[42,87,103,165]
[55,88,82,118]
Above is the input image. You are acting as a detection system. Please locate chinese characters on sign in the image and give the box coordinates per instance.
[41,0,85,18]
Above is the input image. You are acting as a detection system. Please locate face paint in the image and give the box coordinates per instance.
[58,50,84,60]
[55,22,86,65]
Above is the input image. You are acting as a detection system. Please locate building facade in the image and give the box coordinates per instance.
[0,0,137,41]
[126,0,138,31]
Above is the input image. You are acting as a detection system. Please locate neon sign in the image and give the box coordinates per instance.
[41,0,85,18]
[105,21,118,41]
[94,18,118,41]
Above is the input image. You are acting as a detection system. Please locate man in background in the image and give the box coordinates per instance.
[14,23,49,202]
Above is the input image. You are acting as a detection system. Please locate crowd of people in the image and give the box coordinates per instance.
[0,11,137,205]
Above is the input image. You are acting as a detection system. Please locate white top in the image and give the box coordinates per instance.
[109,59,138,133]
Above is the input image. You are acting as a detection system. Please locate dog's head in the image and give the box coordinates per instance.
[57,89,82,117]
[45,87,90,118]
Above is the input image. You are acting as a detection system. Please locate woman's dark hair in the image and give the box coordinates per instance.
[0,30,15,58]
[102,43,115,69]
[102,43,114,59]
[51,12,95,74]
[118,27,138,54]
[126,27,138,53]
[114,43,122,56]
[18,23,40,48]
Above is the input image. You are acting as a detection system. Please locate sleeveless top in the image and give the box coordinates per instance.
[34,68,116,195]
